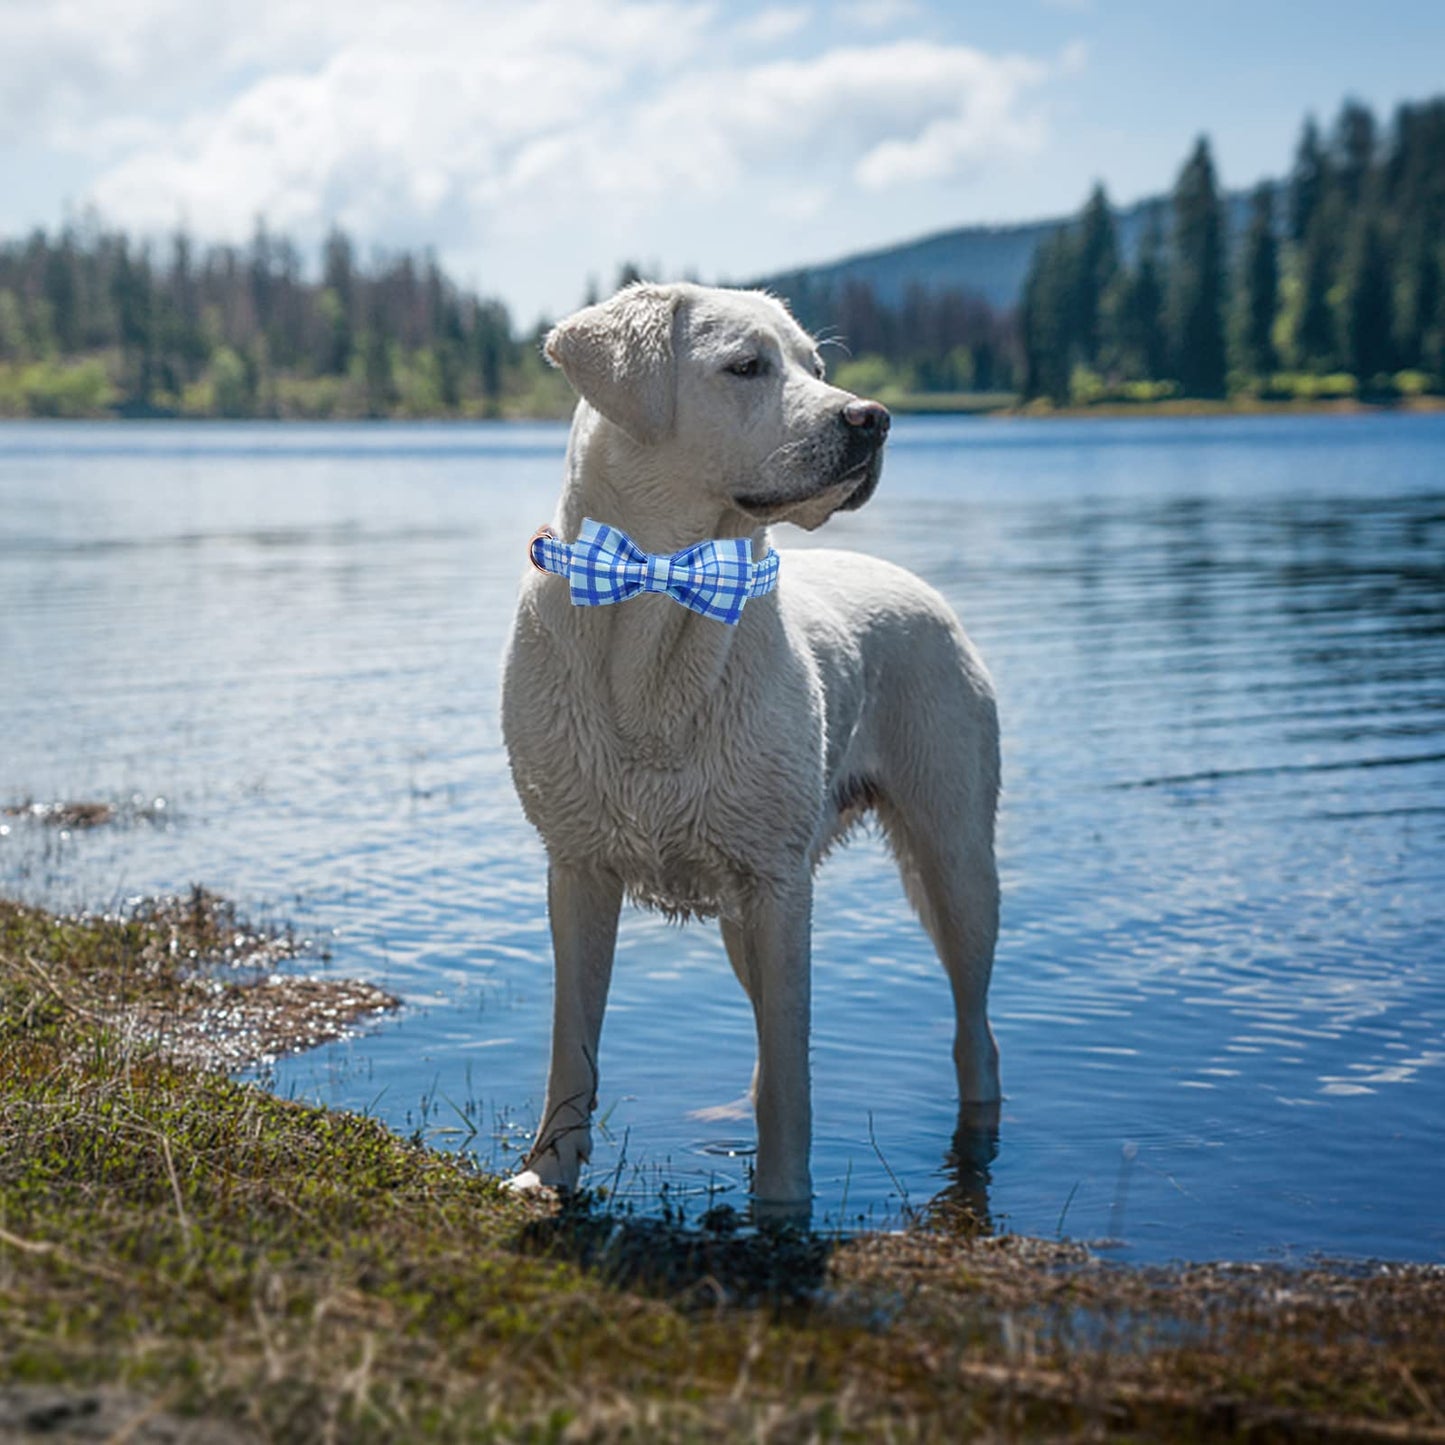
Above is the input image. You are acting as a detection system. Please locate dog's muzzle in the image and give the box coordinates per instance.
[731,397,891,522]
[836,398,890,511]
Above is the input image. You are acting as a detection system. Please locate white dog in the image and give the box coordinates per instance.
[501,283,999,1212]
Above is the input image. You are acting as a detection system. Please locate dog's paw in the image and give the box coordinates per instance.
[750,1192,814,1228]
[502,1168,559,1197]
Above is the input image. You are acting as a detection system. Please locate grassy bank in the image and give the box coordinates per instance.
[2,895,1443,1442]
[7,392,1445,425]
[1004,393,1445,421]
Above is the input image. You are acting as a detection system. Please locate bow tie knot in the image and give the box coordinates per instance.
[646,553,688,591]
[529,518,779,626]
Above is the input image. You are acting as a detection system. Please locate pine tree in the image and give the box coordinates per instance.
[1168,137,1228,397]
[1136,211,1170,380]
[1394,227,1441,369]
[249,220,275,340]
[835,277,894,358]
[1288,118,1328,245]
[363,325,395,416]
[1021,228,1077,401]
[43,229,82,354]
[0,288,24,360]
[163,230,209,385]
[1234,183,1279,377]
[1293,209,1340,370]
[1074,183,1119,369]
[1425,255,1445,379]
[321,229,355,375]
[1099,213,1168,383]
[110,241,155,405]
[1384,101,1445,373]
[469,299,509,404]
[1340,215,1396,384]
[1331,101,1378,212]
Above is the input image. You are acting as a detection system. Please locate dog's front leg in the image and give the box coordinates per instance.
[512,860,622,1194]
[735,877,815,1215]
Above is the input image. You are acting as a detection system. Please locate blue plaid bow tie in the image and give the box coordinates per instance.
[529,518,779,626]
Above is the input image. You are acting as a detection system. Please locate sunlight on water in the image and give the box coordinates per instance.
[2,415,1442,1262]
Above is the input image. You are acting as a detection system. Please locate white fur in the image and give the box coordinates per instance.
[501,283,1000,1213]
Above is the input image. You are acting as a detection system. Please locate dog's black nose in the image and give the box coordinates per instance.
[842,398,891,436]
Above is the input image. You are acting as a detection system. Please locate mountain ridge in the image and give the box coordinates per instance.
[750,190,1258,316]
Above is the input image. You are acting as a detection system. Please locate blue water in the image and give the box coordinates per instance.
[2,414,1442,1264]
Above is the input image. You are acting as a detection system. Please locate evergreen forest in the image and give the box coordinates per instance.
[0,228,562,420]
[2,94,1442,418]
[1017,97,1445,406]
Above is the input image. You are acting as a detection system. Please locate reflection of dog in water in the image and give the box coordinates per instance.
[502,283,1001,1214]
[932,1105,1001,1232]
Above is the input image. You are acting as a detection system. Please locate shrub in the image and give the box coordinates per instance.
[0,359,115,417]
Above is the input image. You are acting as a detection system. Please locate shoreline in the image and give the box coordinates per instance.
[3,887,1442,1441]
[997,394,1445,421]
[891,393,1445,419]
[3,395,1444,426]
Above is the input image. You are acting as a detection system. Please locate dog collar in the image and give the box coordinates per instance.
[528,518,779,626]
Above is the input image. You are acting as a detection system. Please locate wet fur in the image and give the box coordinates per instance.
[501,283,1001,1211]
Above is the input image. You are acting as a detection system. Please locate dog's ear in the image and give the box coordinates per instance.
[544,284,682,445]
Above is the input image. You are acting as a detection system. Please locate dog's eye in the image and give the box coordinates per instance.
[725,357,762,378]
[812,357,826,380]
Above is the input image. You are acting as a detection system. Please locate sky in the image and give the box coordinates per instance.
[3,0,1443,327]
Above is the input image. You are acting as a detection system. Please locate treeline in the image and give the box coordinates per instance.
[5,92,1443,420]
[1021,97,1445,404]
[777,273,1024,399]
[0,224,572,419]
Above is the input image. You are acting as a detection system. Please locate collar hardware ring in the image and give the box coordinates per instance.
[528,525,558,574]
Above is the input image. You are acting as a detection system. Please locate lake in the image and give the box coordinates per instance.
[2,413,1442,1264]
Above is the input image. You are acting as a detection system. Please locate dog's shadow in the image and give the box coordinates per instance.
[512,1106,1000,1305]
[513,1197,834,1309]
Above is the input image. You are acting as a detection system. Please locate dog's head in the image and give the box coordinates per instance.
[544,282,889,531]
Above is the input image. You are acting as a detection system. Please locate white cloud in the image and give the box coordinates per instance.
[851,48,1050,187]
[838,0,921,28]
[0,0,346,145]
[738,6,813,44]
[2,1,1078,317]
[85,3,712,233]
[0,0,709,145]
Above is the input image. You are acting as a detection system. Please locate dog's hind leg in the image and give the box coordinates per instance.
[882,781,1001,1107]
[511,860,623,1193]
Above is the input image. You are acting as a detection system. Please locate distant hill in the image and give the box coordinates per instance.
[753,191,1258,318]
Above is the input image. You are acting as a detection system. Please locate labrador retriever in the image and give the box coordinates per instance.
[501,282,999,1211]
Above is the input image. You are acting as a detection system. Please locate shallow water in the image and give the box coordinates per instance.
[2,414,1442,1263]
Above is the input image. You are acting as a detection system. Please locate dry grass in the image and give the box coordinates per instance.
[2,893,1442,1442]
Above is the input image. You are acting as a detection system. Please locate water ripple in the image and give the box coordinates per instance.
[3,415,1443,1262]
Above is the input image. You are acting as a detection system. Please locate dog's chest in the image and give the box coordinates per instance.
[506,658,818,916]
[522,722,777,913]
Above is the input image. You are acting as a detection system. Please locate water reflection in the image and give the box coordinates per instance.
[926,1102,1001,1235]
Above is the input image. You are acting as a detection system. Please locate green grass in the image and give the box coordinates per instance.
[887,391,1018,414]
[2,893,1443,1441]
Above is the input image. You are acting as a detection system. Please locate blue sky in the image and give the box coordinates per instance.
[2,0,1441,325]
